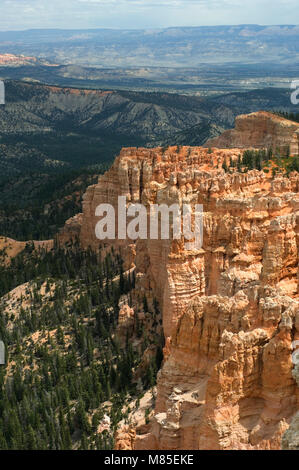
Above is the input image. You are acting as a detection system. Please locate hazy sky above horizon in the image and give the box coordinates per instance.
[0,0,298,30]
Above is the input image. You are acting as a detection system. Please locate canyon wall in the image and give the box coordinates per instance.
[59,112,299,450]
[205,111,299,156]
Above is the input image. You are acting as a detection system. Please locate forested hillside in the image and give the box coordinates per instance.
[0,170,101,240]
[0,242,163,449]
[0,81,297,181]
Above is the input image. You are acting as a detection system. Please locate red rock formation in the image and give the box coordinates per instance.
[57,213,83,245]
[116,301,135,344]
[0,53,37,66]
[114,426,137,450]
[60,142,299,450]
[205,111,299,156]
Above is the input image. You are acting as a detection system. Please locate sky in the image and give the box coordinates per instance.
[0,0,298,30]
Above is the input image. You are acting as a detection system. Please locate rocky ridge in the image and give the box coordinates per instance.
[205,111,299,156]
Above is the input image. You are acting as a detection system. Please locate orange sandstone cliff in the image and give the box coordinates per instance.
[205,111,299,156]
[59,112,299,450]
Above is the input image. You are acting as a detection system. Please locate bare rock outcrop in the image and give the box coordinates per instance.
[114,426,136,450]
[59,142,299,450]
[58,213,83,245]
[116,301,135,344]
[205,111,299,156]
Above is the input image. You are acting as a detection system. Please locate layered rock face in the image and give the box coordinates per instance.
[205,111,299,156]
[59,143,299,450]
[74,146,252,338]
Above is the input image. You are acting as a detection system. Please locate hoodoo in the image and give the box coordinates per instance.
[59,137,299,450]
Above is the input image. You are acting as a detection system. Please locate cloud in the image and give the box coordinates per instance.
[77,0,231,6]
[0,0,297,30]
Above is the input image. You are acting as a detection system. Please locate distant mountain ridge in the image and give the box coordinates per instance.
[0,25,299,67]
